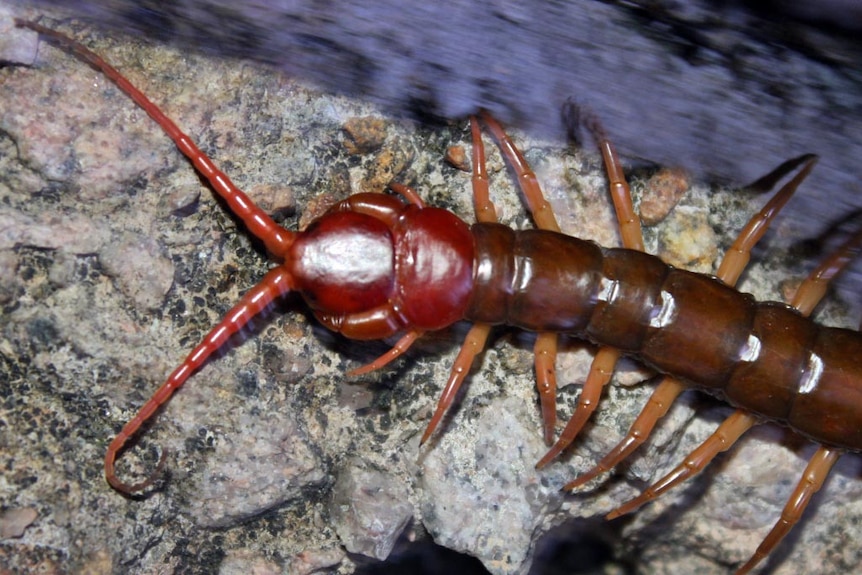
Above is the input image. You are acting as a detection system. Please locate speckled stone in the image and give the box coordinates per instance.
[330,458,412,560]
[6,0,862,250]
[1,10,861,575]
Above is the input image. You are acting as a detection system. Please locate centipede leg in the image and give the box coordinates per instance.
[422,323,494,444]
[536,107,646,464]
[558,377,685,487]
[607,162,857,574]
[477,111,560,232]
[605,410,758,519]
[791,225,862,316]
[586,156,816,493]
[576,107,645,252]
[561,154,820,484]
[419,117,500,444]
[734,447,840,575]
[717,154,818,286]
[535,347,622,467]
[477,112,564,443]
[532,333,561,444]
[348,330,424,375]
[721,229,862,573]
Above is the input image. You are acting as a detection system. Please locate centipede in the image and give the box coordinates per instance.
[13,18,862,574]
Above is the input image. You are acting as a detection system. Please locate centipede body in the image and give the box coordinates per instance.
[3,19,862,574]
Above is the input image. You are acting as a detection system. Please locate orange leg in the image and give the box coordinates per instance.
[605,410,758,519]
[559,155,820,483]
[421,323,493,444]
[604,158,857,574]
[791,226,862,316]
[558,377,684,487]
[536,107,645,463]
[734,447,840,575]
[535,346,622,467]
[477,112,563,443]
[533,332,561,444]
[418,117,500,444]
[578,109,644,252]
[469,116,498,223]
[478,111,560,233]
[717,155,818,286]
[348,330,425,375]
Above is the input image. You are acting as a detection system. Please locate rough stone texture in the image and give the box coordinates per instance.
[2,7,862,575]
[330,458,412,560]
[7,0,862,251]
[0,3,38,64]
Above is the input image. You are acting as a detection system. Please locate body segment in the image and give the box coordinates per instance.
[468,225,862,450]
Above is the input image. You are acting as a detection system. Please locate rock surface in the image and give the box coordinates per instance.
[8,0,862,249]
[2,8,861,575]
